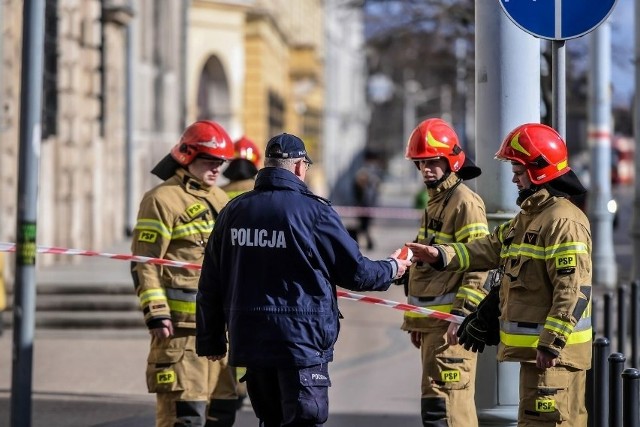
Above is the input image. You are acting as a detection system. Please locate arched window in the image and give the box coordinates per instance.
[196,56,231,130]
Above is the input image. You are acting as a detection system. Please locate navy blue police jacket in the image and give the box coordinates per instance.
[196,167,396,368]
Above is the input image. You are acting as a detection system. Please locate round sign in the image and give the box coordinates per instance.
[499,0,618,41]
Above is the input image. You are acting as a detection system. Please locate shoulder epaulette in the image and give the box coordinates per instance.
[302,191,331,206]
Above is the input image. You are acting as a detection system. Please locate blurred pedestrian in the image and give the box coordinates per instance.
[353,149,383,249]
[131,120,238,427]
[403,118,489,427]
[408,123,592,427]
[222,136,261,200]
[196,133,411,427]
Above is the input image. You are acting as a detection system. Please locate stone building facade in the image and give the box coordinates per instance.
[0,0,327,268]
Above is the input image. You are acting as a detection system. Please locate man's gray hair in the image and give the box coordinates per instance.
[264,157,299,169]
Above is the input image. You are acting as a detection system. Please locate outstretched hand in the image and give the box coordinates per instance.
[389,248,412,279]
[405,242,440,264]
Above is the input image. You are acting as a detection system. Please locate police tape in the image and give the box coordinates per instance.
[0,241,461,324]
[336,291,463,324]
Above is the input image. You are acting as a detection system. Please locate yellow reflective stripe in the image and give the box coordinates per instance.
[450,243,470,271]
[455,223,490,241]
[456,286,485,305]
[500,241,588,260]
[500,327,592,347]
[429,229,454,243]
[497,222,511,243]
[139,288,168,306]
[172,220,214,239]
[168,299,196,314]
[417,227,426,240]
[544,316,574,338]
[226,190,245,200]
[135,219,172,239]
[404,304,452,318]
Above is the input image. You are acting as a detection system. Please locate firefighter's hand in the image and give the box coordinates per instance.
[446,322,459,346]
[405,243,440,264]
[207,354,226,362]
[150,319,174,339]
[390,249,412,279]
[409,331,421,349]
[536,348,558,369]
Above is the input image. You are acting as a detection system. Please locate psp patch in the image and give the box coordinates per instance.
[138,231,158,243]
[535,398,556,413]
[157,370,176,384]
[441,370,460,382]
[186,203,206,218]
[555,255,576,269]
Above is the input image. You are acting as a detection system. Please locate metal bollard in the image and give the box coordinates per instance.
[593,337,610,427]
[621,368,640,427]
[608,353,626,427]
[631,281,640,368]
[618,285,627,354]
[604,292,613,341]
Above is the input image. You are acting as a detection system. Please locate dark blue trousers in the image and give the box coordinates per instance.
[245,364,331,427]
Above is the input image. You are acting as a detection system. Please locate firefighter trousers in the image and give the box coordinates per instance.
[419,328,478,427]
[146,329,237,427]
[518,363,587,427]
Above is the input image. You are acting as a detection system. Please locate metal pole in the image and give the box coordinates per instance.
[605,292,614,341]
[632,281,639,367]
[11,1,46,426]
[622,368,640,427]
[609,352,626,427]
[475,1,539,423]
[124,1,135,236]
[588,22,617,288]
[618,285,628,354]
[594,337,610,427]
[551,40,566,138]
[632,0,640,282]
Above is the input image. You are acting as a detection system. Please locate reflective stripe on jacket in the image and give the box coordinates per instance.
[403,173,490,332]
[131,168,228,328]
[437,189,592,369]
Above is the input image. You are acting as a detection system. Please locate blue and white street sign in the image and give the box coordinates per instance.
[499,0,618,40]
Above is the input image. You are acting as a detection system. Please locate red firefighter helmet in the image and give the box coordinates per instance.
[234,136,261,167]
[405,118,465,172]
[170,120,234,166]
[496,123,570,184]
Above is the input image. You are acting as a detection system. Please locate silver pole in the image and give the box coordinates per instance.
[11,1,46,425]
[551,40,566,138]
[588,22,617,287]
[476,1,540,424]
[632,0,640,282]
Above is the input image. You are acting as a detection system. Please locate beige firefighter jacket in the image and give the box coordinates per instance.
[131,168,229,329]
[221,178,254,200]
[402,173,490,332]
[437,189,592,369]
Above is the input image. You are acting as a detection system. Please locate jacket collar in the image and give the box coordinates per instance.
[255,167,309,193]
[520,188,556,214]
[427,172,461,200]
[173,168,214,197]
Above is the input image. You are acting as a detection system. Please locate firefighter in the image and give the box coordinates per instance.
[407,123,592,427]
[221,136,261,200]
[131,120,238,427]
[402,118,489,427]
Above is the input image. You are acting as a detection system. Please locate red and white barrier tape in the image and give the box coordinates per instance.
[336,291,463,324]
[0,241,460,324]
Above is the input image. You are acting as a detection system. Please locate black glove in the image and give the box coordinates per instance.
[457,286,501,353]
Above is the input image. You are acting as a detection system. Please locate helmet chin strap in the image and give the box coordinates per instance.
[425,171,451,189]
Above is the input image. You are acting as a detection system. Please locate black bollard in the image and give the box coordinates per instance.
[604,292,613,341]
[621,368,640,427]
[618,285,627,354]
[631,281,640,368]
[609,353,626,427]
[593,337,610,427]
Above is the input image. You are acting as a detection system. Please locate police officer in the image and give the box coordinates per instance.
[402,118,489,427]
[196,133,411,427]
[408,123,592,427]
[131,120,238,427]
[221,136,261,200]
